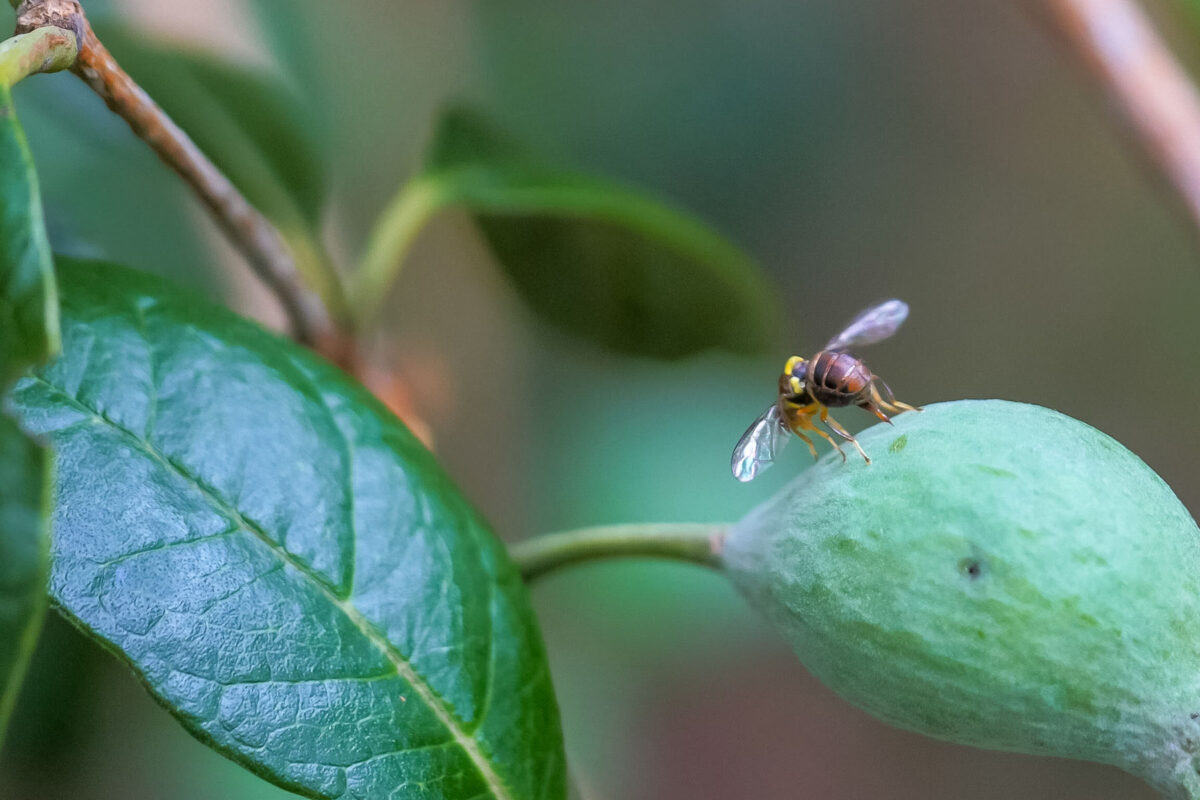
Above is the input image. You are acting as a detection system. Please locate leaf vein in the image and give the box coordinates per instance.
[96,526,239,568]
[131,296,159,440]
[346,738,458,769]
[285,359,357,599]
[26,372,514,800]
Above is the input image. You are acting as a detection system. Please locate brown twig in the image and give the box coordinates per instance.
[1038,0,1200,237]
[13,0,351,364]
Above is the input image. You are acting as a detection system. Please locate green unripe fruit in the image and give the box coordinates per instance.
[722,400,1200,798]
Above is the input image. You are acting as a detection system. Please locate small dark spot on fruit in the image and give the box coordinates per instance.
[1191,712,1199,720]
[959,558,984,579]
[1185,738,1196,753]
[974,464,1017,479]
[889,434,908,454]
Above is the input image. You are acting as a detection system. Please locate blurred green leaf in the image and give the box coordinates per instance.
[424,106,528,174]
[431,106,778,358]
[248,0,327,110]
[93,23,327,232]
[0,83,58,384]
[0,416,49,752]
[0,612,112,770]
[359,105,779,359]
[0,81,55,749]
[10,258,566,800]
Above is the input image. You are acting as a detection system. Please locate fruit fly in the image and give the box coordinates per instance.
[731,299,920,482]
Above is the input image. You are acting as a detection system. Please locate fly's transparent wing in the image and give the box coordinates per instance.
[825,299,909,352]
[731,403,791,482]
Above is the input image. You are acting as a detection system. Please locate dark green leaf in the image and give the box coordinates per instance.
[0,612,115,770]
[425,107,527,175]
[93,24,328,231]
[421,106,779,359]
[248,0,327,112]
[0,83,58,385]
[0,416,50,751]
[0,81,56,749]
[9,258,566,800]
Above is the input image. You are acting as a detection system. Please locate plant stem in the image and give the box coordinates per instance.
[11,0,351,363]
[350,176,445,329]
[511,523,728,583]
[1036,0,1200,240]
[0,25,74,86]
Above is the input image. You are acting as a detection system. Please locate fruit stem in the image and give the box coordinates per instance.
[511,523,728,583]
[350,176,446,329]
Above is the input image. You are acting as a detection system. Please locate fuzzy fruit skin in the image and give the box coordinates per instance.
[722,400,1200,798]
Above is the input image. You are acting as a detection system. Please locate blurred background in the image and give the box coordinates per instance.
[3,0,1200,797]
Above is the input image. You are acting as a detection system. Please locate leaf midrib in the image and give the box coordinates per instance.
[27,373,513,800]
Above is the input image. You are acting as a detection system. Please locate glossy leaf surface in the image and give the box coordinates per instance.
[422,106,779,359]
[10,259,565,800]
[0,81,55,748]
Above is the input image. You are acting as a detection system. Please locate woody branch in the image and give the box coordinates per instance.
[1037,0,1200,239]
[11,0,351,363]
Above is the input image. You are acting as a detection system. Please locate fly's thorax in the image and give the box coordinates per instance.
[777,390,814,429]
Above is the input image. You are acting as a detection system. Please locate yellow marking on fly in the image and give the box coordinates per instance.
[780,395,812,413]
[782,355,806,395]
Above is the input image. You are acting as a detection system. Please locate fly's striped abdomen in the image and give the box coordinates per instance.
[808,350,873,407]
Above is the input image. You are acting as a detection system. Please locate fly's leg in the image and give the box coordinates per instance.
[794,430,819,461]
[792,406,847,462]
[820,407,871,464]
[859,396,894,426]
[784,412,821,460]
[782,403,822,460]
[877,378,898,405]
[873,380,922,414]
